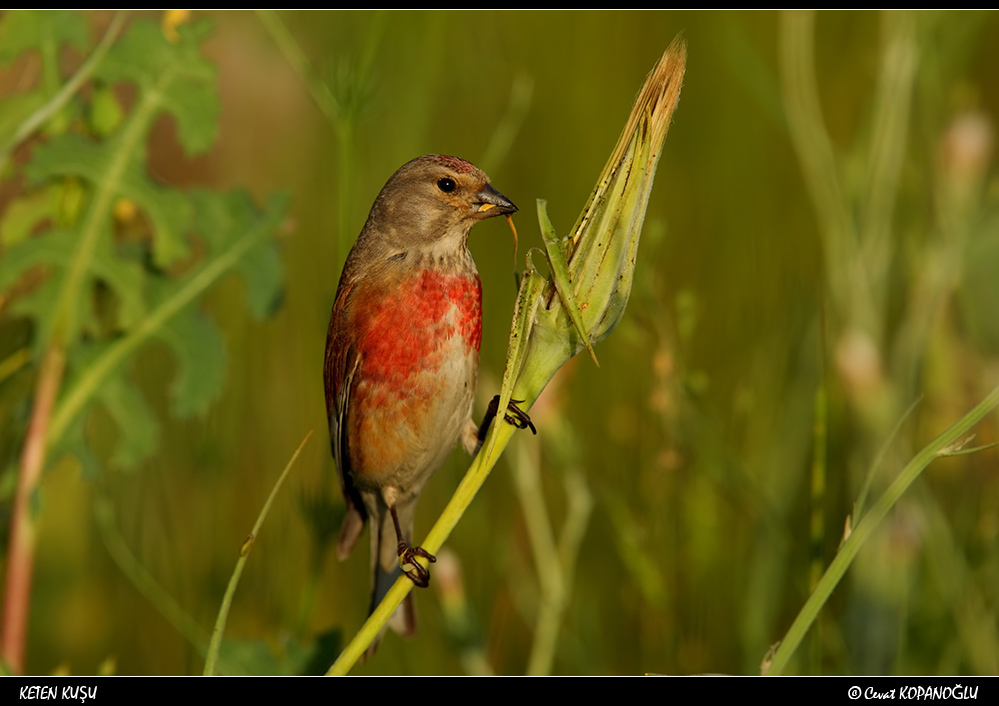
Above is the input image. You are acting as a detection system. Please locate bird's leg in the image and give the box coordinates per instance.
[477,394,537,444]
[390,504,435,588]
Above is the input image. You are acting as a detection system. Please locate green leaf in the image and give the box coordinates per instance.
[0,228,77,288]
[51,342,159,473]
[1,15,287,482]
[95,19,219,156]
[25,134,193,267]
[0,229,94,350]
[54,413,103,479]
[0,11,90,138]
[0,184,63,248]
[46,188,289,468]
[482,250,547,464]
[537,199,599,366]
[214,632,336,676]
[0,219,146,349]
[89,233,147,330]
[0,91,48,152]
[154,304,226,418]
[192,188,286,319]
[97,366,159,468]
[0,11,88,63]
[234,234,284,320]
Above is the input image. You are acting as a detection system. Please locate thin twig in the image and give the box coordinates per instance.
[204,430,313,676]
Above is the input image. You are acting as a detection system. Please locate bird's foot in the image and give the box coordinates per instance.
[477,395,537,443]
[503,398,536,434]
[398,543,437,588]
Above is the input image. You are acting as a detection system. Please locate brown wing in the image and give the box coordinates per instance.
[324,279,367,559]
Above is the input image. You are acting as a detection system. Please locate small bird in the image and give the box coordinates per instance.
[324,154,517,645]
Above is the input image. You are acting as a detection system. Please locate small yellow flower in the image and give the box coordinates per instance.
[161,10,190,43]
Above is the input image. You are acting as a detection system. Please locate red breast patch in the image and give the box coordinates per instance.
[357,270,482,384]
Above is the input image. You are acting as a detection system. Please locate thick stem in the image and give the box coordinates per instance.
[1,345,65,672]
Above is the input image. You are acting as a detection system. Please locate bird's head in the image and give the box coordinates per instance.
[362,154,517,254]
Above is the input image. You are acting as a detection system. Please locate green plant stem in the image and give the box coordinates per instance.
[807,382,826,671]
[325,264,550,672]
[327,37,685,675]
[779,11,869,336]
[858,11,915,289]
[255,11,342,127]
[853,395,922,524]
[328,398,525,675]
[1,28,192,672]
[0,347,31,387]
[328,321,579,674]
[0,344,64,672]
[481,74,534,172]
[917,483,999,673]
[256,10,378,265]
[205,430,313,676]
[336,122,354,265]
[512,436,563,675]
[513,433,592,676]
[47,197,286,444]
[0,12,128,174]
[94,494,211,655]
[556,466,592,610]
[764,380,999,675]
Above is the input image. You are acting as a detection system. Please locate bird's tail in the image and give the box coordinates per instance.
[364,502,417,658]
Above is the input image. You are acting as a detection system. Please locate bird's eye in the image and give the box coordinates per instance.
[437,177,456,193]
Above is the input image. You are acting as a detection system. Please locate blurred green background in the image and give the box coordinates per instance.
[2,10,999,675]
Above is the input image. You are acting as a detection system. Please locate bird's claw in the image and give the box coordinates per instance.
[503,398,537,434]
[398,542,436,588]
[478,395,537,443]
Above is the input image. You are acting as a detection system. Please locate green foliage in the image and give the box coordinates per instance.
[4,10,999,676]
[0,11,287,474]
[0,12,88,63]
[0,12,88,141]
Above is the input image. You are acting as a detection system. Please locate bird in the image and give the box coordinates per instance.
[324,154,518,647]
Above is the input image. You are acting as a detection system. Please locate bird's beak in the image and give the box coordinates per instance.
[473,184,518,217]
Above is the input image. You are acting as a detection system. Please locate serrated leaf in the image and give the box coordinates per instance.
[0,229,77,287]
[0,90,48,150]
[0,183,63,248]
[0,11,88,63]
[45,187,289,470]
[0,229,92,351]
[191,188,287,319]
[216,635,324,676]
[96,365,159,469]
[49,340,156,474]
[1,223,145,348]
[24,133,109,184]
[234,238,284,320]
[8,279,60,353]
[191,187,257,251]
[52,412,104,479]
[90,234,147,329]
[154,304,226,417]
[26,133,192,267]
[95,19,219,156]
